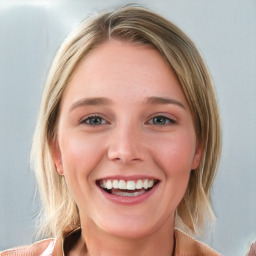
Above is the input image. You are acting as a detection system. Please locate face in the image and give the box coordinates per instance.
[52,40,202,239]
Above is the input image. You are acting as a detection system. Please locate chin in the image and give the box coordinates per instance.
[95,211,174,240]
[102,223,158,240]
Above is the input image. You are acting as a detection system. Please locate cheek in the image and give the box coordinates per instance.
[59,133,104,186]
[157,135,195,207]
[61,133,99,165]
[153,132,197,177]
[58,133,104,207]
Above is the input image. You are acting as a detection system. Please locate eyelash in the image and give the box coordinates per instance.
[147,115,177,126]
[80,114,107,126]
[80,114,177,127]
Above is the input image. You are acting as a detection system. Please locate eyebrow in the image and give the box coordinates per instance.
[145,96,186,109]
[70,97,113,111]
[70,96,186,112]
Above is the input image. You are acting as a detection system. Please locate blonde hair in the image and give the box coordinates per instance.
[31,4,221,238]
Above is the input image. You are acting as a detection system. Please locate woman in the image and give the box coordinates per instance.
[1,5,222,256]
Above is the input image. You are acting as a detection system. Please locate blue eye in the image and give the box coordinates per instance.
[82,115,107,126]
[149,115,176,125]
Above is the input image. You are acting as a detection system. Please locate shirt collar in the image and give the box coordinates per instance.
[52,228,221,256]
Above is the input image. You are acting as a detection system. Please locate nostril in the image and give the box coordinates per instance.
[107,133,145,163]
[107,148,143,163]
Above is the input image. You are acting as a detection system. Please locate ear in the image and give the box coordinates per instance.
[191,143,203,170]
[50,139,64,175]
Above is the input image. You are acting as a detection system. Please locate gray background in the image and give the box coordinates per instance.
[0,0,255,255]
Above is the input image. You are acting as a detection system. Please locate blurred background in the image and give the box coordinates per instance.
[0,0,255,255]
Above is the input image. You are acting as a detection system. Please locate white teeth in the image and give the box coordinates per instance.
[119,180,126,189]
[136,179,143,189]
[100,179,155,191]
[148,179,154,187]
[127,181,136,190]
[143,180,149,189]
[106,180,112,190]
[114,190,145,197]
[112,180,119,189]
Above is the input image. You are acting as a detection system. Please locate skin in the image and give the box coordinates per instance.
[52,40,202,256]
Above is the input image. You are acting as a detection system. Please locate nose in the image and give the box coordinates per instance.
[107,124,145,164]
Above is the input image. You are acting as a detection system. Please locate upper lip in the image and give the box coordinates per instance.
[96,175,160,181]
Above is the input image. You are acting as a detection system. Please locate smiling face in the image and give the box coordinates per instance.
[52,40,202,240]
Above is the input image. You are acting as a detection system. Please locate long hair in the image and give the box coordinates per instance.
[31,4,221,238]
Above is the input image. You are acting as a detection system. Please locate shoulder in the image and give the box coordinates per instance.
[174,229,222,256]
[0,238,57,256]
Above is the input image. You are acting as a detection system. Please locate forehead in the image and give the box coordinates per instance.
[72,39,170,80]
[61,39,187,107]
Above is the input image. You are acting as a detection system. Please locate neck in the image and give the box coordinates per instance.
[79,216,175,256]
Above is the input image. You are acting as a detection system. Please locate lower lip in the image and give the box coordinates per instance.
[98,182,160,205]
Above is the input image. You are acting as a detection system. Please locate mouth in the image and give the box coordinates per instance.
[96,178,159,197]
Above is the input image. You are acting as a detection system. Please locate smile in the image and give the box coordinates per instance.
[97,179,158,197]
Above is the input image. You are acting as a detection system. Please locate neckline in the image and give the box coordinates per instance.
[62,228,177,256]
[63,229,82,256]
